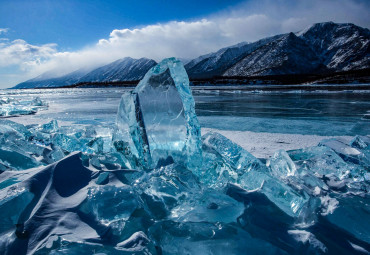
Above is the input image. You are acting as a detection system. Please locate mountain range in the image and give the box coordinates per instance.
[13,22,370,89]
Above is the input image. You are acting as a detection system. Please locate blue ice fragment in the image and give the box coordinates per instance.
[138,159,243,223]
[83,126,97,138]
[139,163,201,204]
[350,135,370,150]
[0,105,36,117]
[202,131,265,176]
[0,146,42,170]
[288,146,354,180]
[116,58,202,169]
[51,133,81,153]
[201,131,308,217]
[0,120,32,139]
[350,136,370,166]
[31,96,45,106]
[267,150,297,178]
[42,119,59,133]
[43,146,65,163]
[0,97,47,117]
[319,138,370,167]
[79,184,139,223]
[148,221,287,254]
[86,137,104,154]
[169,189,244,223]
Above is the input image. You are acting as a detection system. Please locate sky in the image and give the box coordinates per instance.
[0,0,369,88]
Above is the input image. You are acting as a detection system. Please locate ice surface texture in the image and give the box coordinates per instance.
[115,58,202,169]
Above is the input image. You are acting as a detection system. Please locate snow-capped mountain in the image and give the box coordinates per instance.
[13,22,369,88]
[185,35,283,78]
[79,57,157,82]
[187,22,370,77]
[223,33,323,76]
[13,57,157,89]
[13,68,92,89]
[298,22,370,71]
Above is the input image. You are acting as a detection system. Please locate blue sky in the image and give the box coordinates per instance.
[0,0,369,88]
[0,0,246,51]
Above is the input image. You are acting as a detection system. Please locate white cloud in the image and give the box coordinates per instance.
[0,39,57,70]
[1,0,369,88]
[0,28,9,35]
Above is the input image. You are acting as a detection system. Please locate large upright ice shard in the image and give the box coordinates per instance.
[116,58,202,169]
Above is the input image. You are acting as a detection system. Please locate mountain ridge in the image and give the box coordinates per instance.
[13,57,157,89]
[13,22,370,89]
[198,22,369,77]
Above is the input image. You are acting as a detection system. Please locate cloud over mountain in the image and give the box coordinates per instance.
[1,0,369,88]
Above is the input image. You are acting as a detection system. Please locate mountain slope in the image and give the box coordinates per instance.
[13,68,92,89]
[224,33,323,76]
[13,58,157,89]
[13,22,370,88]
[298,22,370,71]
[185,35,283,78]
[222,22,370,77]
[80,57,157,82]
[183,22,369,78]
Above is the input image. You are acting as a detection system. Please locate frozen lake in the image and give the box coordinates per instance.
[3,87,369,137]
[1,87,370,254]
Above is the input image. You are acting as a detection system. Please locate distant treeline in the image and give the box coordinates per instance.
[35,68,370,89]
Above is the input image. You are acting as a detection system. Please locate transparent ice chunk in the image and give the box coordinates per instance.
[41,119,59,133]
[31,96,45,106]
[319,138,370,167]
[0,105,36,117]
[148,221,287,254]
[0,145,42,170]
[51,133,81,153]
[0,120,32,139]
[116,58,202,169]
[170,189,244,223]
[0,97,47,117]
[350,135,370,150]
[79,184,139,223]
[201,131,308,217]
[288,146,353,180]
[267,150,297,178]
[350,136,370,166]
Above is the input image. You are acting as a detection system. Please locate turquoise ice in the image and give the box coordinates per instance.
[201,131,309,217]
[115,58,202,169]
